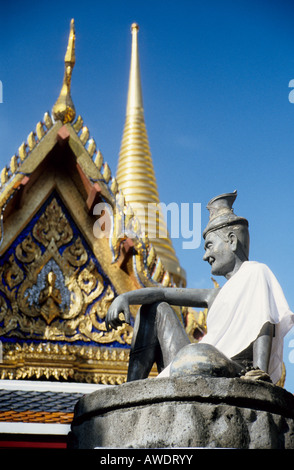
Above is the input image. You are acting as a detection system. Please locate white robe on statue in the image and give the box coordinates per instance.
[200,261,294,384]
[159,261,294,384]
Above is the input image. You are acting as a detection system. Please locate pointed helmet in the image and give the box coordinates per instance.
[203,190,248,239]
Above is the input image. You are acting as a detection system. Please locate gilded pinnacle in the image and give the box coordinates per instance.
[65,18,76,65]
[126,21,143,117]
[117,24,184,280]
[131,23,139,32]
[52,19,76,124]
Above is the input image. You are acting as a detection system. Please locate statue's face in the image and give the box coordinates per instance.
[203,230,236,278]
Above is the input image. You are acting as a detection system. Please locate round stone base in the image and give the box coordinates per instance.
[68,377,294,449]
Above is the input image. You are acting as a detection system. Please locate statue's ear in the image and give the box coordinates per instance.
[228,231,238,252]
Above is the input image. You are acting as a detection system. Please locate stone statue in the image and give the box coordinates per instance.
[106,191,294,384]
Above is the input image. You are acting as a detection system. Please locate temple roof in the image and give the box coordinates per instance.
[0,19,191,385]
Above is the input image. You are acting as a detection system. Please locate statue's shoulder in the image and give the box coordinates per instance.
[243,261,274,282]
[245,261,270,273]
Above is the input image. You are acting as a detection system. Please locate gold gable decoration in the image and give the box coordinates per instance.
[0,108,176,382]
[0,197,132,345]
[0,193,138,384]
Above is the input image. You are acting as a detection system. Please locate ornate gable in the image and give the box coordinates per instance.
[0,21,188,384]
[0,109,179,383]
[0,192,133,346]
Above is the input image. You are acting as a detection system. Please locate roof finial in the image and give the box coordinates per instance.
[126,22,143,117]
[52,19,76,124]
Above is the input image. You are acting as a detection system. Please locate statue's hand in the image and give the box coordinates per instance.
[105,294,131,331]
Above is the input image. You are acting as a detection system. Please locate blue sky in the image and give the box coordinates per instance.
[1,0,294,391]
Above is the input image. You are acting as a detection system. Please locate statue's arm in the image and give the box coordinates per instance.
[253,322,274,373]
[105,287,219,331]
[161,287,219,308]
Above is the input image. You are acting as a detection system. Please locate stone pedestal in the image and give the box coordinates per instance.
[68,377,294,449]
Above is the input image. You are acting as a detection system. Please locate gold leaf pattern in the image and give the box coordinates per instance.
[33,198,73,247]
[0,196,132,346]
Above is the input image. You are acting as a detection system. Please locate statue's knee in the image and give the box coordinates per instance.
[156,301,174,315]
[139,301,170,317]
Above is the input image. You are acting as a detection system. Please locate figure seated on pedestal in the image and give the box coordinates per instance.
[106,191,294,384]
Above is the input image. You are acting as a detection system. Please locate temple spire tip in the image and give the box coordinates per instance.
[52,19,76,124]
[65,19,76,66]
[131,22,139,32]
[126,21,143,117]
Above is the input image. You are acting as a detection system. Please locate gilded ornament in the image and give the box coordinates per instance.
[87,138,96,157]
[102,162,111,183]
[36,121,46,140]
[52,19,76,124]
[0,167,8,185]
[39,271,62,324]
[15,234,41,263]
[63,237,88,266]
[27,131,37,150]
[116,23,185,284]
[110,177,118,195]
[94,149,103,170]
[0,196,132,348]
[10,155,18,174]
[79,126,90,145]
[18,142,27,161]
[33,198,73,247]
[1,254,24,289]
[88,285,133,345]
[77,260,104,301]
[147,245,156,269]
[43,112,53,129]
[0,341,137,384]
[73,115,83,133]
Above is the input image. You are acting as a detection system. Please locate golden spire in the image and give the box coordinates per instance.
[126,23,143,117]
[116,24,184,281]
[52,19,76,124]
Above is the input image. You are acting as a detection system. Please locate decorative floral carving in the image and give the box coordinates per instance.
[63,237,88,266]
[1,254,24,290]
[33,198,73,247]
[0,195,132,346]
[15,234,41,263]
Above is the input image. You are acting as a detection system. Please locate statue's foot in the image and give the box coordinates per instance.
[239,366,272,383]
